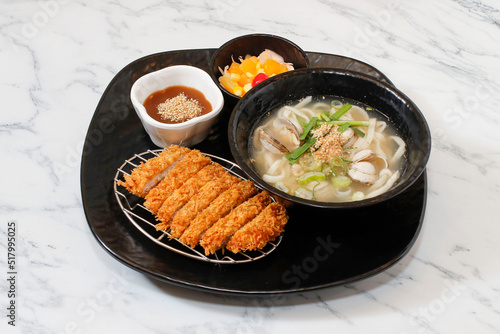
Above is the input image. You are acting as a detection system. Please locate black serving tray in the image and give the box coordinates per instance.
[80,49,426,295]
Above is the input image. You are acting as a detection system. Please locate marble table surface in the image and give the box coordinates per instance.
[1,0,499,333]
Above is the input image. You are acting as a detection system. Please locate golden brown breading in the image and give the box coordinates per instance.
[143,149,211,214]
[226,202,288,253]
[168,173,240,239]
[117,145,291,255]
[155,163,227,231]
[200,191,272,255]
[117,145,190,197]
[180,180,258,248]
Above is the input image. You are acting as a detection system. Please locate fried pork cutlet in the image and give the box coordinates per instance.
[180,180,258,248]
[155,163,228,231]
[117,145,190,197]
[143,149,211,214]
[169,173,240,239]
[200,191,272,255]
[226,202,288,253]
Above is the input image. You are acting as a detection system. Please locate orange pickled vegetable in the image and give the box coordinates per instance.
[263,59,287,76]
[228,62,243,75]
[249,56,259,64]
[240,56,259,74]
[237,73,252,87]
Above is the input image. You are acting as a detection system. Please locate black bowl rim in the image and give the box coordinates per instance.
[210,33,311,100]
[228,67,432,209]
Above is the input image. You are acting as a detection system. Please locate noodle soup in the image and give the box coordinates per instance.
[250,96,406,203]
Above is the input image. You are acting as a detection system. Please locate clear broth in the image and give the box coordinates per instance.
[250,96,406,203]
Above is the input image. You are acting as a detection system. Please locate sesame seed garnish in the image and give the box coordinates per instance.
[157,93,203,123]
[310,124,343,163]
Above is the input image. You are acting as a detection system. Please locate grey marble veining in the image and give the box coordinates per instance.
[1,0,500,333]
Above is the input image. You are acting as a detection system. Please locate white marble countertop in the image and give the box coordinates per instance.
[1,0,500,333]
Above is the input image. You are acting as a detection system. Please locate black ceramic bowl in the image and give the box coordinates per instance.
[210,34,310,101]
[228,67,431,209]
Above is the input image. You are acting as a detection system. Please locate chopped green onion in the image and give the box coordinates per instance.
[352,191,365,201]
[337,122,351,133]
[331,100,343,109]
[275,182,289,193]
[331,102,352,120]
[366,107,373,111]
[299,117,318,140]
[326,120,369,127]
[294,187,314,200]
[298,172,326,185]
[286,137,317,164]
[352,127,366,138]
[319,112,331,122]
[298,154,322,171]
[332,175,352,188]
[330,157,352,175]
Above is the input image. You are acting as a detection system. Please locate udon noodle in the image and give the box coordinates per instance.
[250,96,406,202]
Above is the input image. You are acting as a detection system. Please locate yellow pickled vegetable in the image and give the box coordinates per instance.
[219,74,239,93]
[230,73,241,81]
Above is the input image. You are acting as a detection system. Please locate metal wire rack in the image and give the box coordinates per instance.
[113,149,282,264]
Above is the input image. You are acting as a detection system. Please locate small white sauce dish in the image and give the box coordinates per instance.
[130,65,224,147]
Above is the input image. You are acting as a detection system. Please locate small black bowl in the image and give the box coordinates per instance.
[210,33,310,101]
[228,67,431,209]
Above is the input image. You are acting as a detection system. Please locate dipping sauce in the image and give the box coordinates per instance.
[143,85,212,124]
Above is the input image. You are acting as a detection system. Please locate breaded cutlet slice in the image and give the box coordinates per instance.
[155,163,228,231]
[169,173,240,239]
[200,191,272,255]
[226,202,288,253]
[117,145,190,197]
[144,149,211,214]
[179,180,258,248]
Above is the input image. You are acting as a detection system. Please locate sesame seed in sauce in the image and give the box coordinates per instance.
[157,93,203,123]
